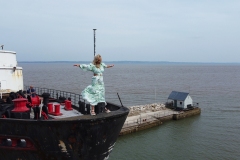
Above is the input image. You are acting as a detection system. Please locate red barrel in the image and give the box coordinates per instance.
[64,100,73,110]
[55,104,60,113]
[47,103,53,113]
[12,98,29,112]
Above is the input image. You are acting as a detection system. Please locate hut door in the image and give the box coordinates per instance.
[174,100,177,107]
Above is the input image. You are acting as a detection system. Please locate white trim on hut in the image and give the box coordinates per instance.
[168,91,193,109]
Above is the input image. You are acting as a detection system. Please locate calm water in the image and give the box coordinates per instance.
[20,62,240,160]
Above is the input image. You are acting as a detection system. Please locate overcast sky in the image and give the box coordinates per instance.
[1,0,240,62]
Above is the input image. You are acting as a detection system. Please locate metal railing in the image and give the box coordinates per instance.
[24,86,83,107]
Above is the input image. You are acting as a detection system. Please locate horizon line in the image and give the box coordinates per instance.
[18,61,240,64]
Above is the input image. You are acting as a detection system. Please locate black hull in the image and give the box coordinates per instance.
[0,103,129,160]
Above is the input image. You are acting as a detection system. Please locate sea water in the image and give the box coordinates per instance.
[20,62,240,160]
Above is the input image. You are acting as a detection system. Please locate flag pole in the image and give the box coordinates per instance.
[93,29,97,57]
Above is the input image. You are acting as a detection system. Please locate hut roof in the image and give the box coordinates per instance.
[168,91,189,101]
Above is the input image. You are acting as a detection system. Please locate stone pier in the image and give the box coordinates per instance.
[120,103,201,136]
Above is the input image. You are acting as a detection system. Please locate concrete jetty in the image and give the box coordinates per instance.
[120,103,201,135]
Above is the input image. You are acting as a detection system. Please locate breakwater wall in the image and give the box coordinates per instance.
[120,103,201,136]
[173,107,201,120]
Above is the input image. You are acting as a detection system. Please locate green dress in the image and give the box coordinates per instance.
[79,63,107,106]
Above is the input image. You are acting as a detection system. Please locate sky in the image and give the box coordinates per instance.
[0,0,240,62]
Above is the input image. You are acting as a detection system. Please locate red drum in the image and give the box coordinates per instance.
[12,98,29,112]
[64,100,73,110]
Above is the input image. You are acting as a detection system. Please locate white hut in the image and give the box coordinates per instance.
[0,50,23,97]
[168,91,193,109]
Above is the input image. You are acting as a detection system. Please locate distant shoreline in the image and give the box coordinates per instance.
[18,61,240,65]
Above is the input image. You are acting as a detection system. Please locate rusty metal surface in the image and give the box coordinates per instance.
[0,104,129,160]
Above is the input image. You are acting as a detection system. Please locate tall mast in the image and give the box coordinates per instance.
[93,29,97,57]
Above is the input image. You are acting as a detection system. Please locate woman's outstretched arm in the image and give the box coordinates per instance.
[73,64,80,67]
[107,64,114,68]
[74,64,93,71]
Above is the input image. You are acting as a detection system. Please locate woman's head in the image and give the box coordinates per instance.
[93,54,102,68]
